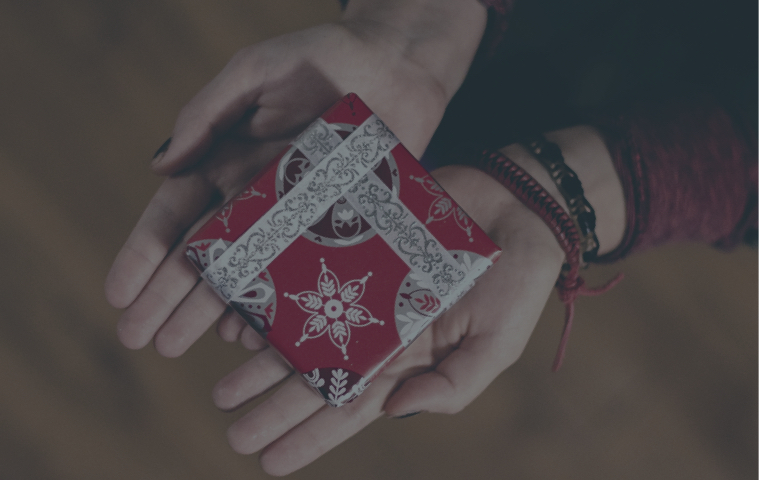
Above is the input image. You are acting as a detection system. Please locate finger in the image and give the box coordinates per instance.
[240,325,267,351]
[213,348,293,411]
[217,308,247,342]
[114,246,200,350]
[226,376,324,456]
[258,375,394,476]
[215,308,268,350]
[383,309,517,417]
[105,173,214,309]
[382,332,510,416]
[153,281,227,358]
[151,47,266,175]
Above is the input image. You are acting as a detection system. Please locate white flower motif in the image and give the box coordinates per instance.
[337,208,355,221]
[284,258,384,360]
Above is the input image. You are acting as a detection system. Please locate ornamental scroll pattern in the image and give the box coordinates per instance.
[205,115,399,300]
[291,118,341,162]
[344,172,465,298]
[277,121,400,248]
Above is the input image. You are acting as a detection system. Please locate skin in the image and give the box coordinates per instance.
[104,0,625,475]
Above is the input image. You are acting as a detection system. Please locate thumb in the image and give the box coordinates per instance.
[383,333,512,417]
[151,47,266,175]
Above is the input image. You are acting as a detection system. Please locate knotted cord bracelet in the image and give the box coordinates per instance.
[476,150,622,371]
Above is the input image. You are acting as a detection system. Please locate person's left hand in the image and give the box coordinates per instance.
[211,164,566,475]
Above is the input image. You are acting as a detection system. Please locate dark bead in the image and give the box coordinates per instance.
[577,210,596,236]
[560,173,583,197]
[542,142,563,160]
[583,242,600,263]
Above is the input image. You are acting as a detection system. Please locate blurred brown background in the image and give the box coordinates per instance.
[0,1,756,479]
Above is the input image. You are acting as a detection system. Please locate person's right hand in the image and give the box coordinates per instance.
[105,0,488,357]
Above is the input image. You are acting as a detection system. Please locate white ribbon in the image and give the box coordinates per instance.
[206,114,399,300]
[204,114,469,303]
[290,118,345,164]
[343,171,464,298]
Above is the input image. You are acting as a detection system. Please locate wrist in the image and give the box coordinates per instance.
[340,0,487,103]
[499,126,626,256]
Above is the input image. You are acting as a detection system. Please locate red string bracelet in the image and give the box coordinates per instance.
[477,150,622,371]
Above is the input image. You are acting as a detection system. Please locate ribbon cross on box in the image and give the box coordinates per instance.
[186,93,501,406]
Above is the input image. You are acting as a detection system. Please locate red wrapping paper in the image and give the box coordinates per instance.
[186,94,501,406]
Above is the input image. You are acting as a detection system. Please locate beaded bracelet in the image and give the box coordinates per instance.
[476,150,622,371]
[521,135,600,264]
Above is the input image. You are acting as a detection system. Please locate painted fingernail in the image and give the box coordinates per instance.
[393,411,422,419]
[151,137,172,166]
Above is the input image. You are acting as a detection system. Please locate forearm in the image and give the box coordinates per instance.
[341,0,488,104]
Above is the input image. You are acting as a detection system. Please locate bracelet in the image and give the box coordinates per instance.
[476,150,622,371]
[521,135,600,264]
[476,151,583,268]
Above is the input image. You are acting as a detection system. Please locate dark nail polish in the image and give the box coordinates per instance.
[151,137,172,166]
[394,411,422,419]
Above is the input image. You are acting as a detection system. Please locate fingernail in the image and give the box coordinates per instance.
[393,411,422,419]
[151,137,172,166]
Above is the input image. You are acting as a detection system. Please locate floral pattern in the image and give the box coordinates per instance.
[216,186,266,233]
[394,251,491,346]
[302,367,367,407]
[285,259,384,360]
[346,172,465,298]
[411,174,474,242]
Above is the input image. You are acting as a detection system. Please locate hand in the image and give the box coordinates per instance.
[104,1,487,355]
[211,164,566,475]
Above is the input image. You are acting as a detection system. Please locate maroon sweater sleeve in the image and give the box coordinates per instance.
[478,0,515,52]
[592,94,758,262]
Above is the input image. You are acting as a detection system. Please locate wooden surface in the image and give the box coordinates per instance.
[0,1,756,479]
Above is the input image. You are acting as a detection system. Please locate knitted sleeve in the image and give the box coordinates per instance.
[592,94,758,262]
[477,0,515,52]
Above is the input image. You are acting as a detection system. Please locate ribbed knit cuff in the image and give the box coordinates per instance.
[592,94,758,263]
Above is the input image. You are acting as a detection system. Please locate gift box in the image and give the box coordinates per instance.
[186,94,501,407]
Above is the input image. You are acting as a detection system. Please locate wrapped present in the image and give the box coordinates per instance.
[186,94,501,407]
